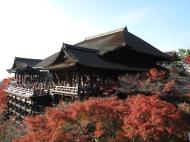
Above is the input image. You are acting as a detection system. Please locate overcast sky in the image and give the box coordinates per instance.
[0,0,190,80]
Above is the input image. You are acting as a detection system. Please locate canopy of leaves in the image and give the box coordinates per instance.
[0,79,9,114]
[13,95,186,142]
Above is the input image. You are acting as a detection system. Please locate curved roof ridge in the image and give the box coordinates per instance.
[15,57,42,61]
[85,27,125,41]
[63,43,98,53]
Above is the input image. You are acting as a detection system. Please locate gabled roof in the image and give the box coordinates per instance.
[35,27,170,71]
[7,57,42,72]
[35,52,60,68]
[46,44,147,72]
[76,27,170,60]
[14,57,42,67]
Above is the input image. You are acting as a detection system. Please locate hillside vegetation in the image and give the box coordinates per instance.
[1,65,190,142]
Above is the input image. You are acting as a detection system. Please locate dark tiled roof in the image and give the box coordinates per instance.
[35,27,170,71]
[7,57,42,72]
[124,31,169,59]
[14,57,42,67]
[76,27,170,60]
[35,52,60,68]
[47,44,147,72]
[75,28,124,54]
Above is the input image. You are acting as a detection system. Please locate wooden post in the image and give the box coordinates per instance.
[89,74,93,95]
[38,74,40,82]
[21,74,23,83]
[78,74,81,86]
[77,73,81,100]
[102,74,105,85]
[24,98,27,113]
[68,72,71,86]
[18,73,20,81]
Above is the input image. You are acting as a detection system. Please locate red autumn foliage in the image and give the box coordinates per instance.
[123,95,184,142]
[0,78,10,114]
[184,55,190,64]
[163,79,176,93]
[0,89,7,114]
[147,68,166,80]
[14,95,185,142]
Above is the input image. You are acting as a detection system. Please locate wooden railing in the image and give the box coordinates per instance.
[4,85,34,98]
[50,86,78,96]
[50,85,99,96]
[5,84,100,98]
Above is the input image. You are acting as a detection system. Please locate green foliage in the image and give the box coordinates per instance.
[186,49,190,56]
[178,48,190,58]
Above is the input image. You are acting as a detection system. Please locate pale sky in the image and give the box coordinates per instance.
[0,0,190,80]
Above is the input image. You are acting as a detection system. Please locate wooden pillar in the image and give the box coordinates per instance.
[38,74,40,82]
[88,74,92,96]
[78,73,81,86]
[23,73,25,83]
[102,74,105,85]
[77,73,81,99]
[31,74,33,81]
[89,74,92,86]
[20,73,22,81]
[19,73,20,81]
[68,72,71,86]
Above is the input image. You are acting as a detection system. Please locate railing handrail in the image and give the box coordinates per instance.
[55,86,78,89]
[6,84,100,97]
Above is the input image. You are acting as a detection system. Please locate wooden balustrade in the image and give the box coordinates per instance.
[6,83,100,120]
[4,85,34,98]
[6,84,100,98]
[50,85,99,97]
[50,86,78,96]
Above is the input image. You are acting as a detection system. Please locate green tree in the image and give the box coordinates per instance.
[186,49,190,56]
[178,48,186,58]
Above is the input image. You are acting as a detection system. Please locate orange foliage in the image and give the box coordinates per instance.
[0,89,7,114]
[184,55,190,64]
[163,80,176,93]
[147,68,166,80]
[0,78,10,114]
[14,95,185,142]
[123,95,184,141]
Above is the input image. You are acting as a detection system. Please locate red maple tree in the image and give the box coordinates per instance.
[13,95,186,142]
[184,56,190,64]
[0,78,9,114]
[147,68,166,80]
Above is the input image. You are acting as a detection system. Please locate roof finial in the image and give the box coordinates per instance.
[124,26,128,31]
[62,42,67,50]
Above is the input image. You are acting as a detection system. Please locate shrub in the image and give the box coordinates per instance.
[184,56,190,64]
[14,96,186,142]
[0,78,9,115]
[117,74,142,96]
[123,95,186,142]
[147,68,167,80]
[178,103,190,115]
[163,79,176,93]
[0,89,7,114]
